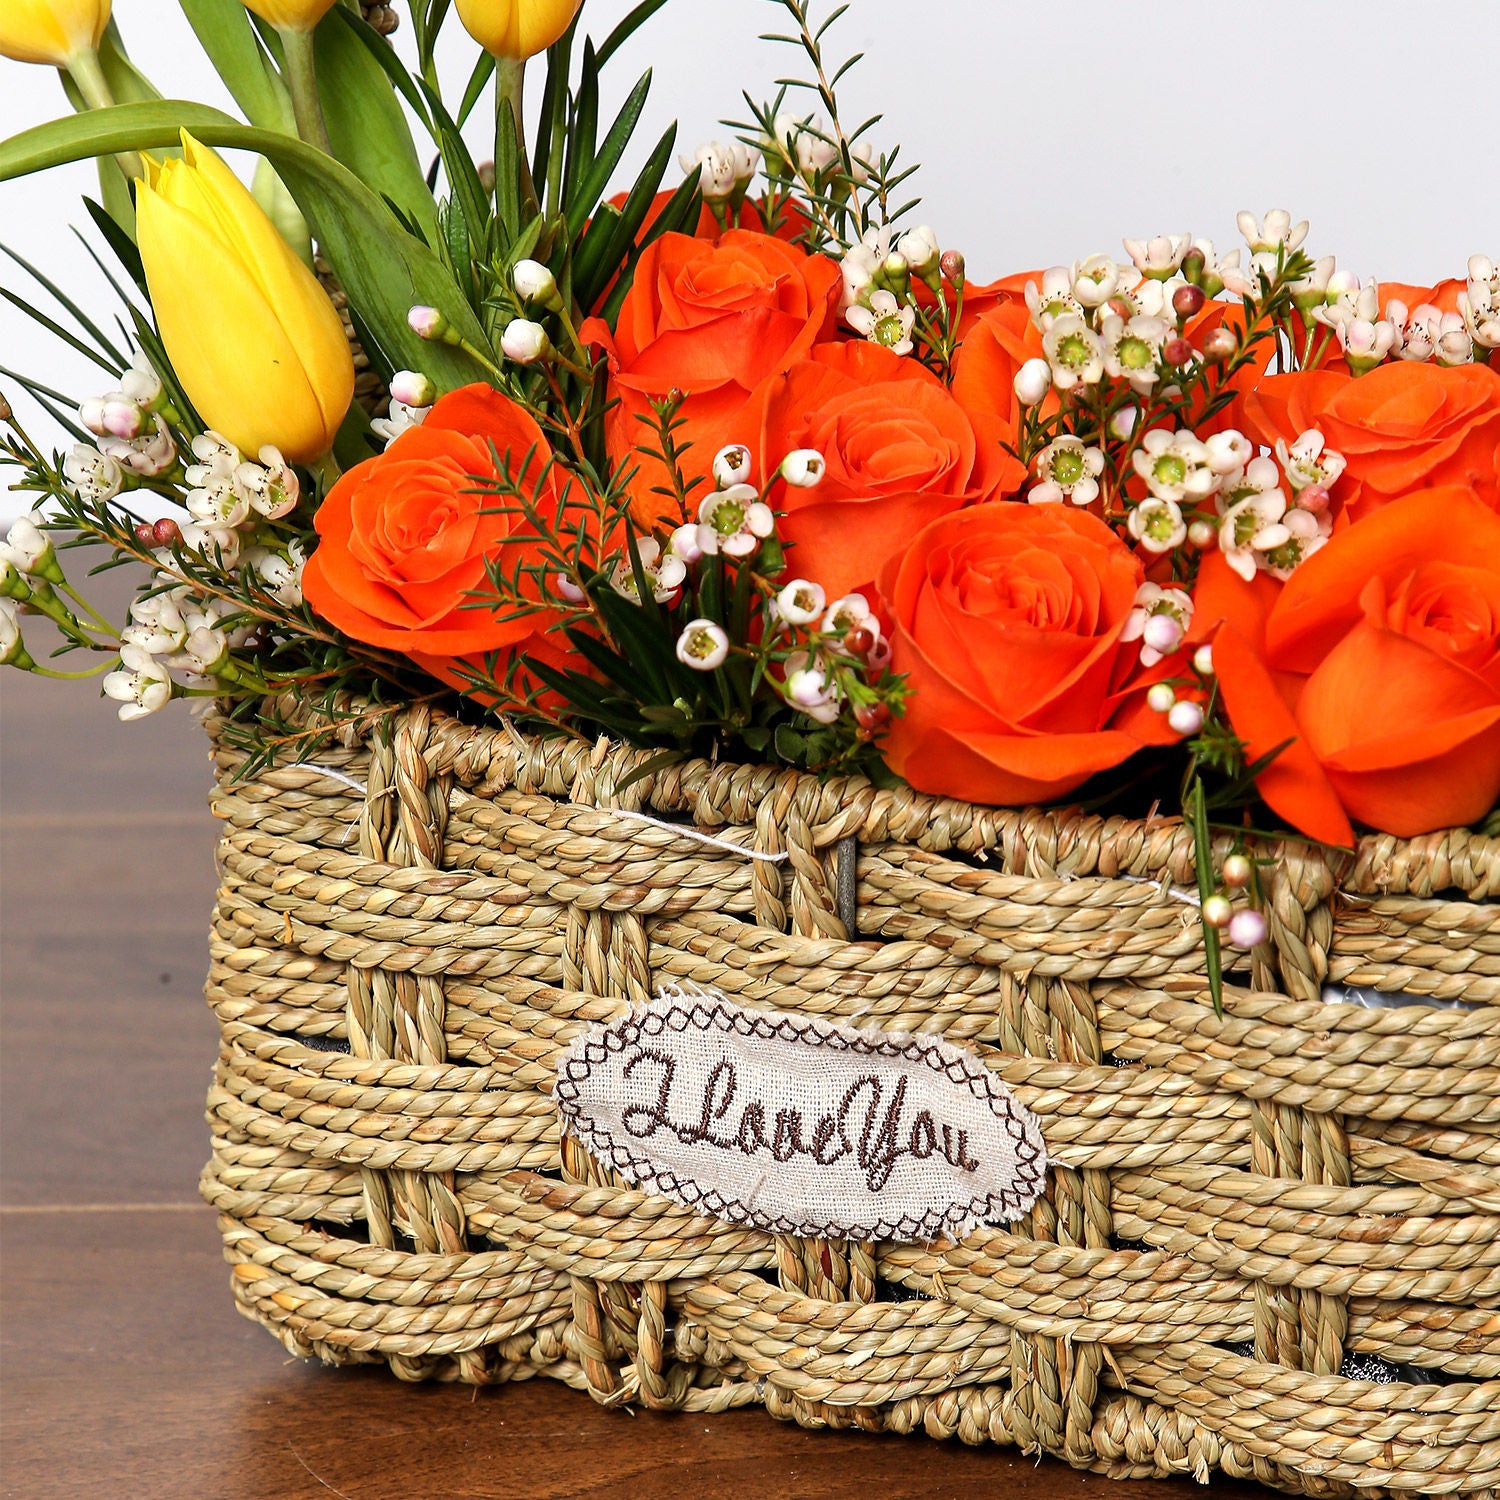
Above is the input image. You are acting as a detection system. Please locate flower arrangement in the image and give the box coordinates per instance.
[2,0,1499,1007]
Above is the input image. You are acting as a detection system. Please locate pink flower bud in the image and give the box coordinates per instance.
[101,398,144,440]
[408,305,445,339]
[1168,700,1205,736]
[1187,519,1217,549]
[1202,894,1234,929]
[1222,853,1254,888]
[1203,328,1238,361]
[1227,908,1269,950]
[500,319,549,364]
[1163,337,1194,367]
[1298,484,1331,515]
[939,249,966,284]
[1146,682,1177,714]
[1172,284,1206,319]
[389,370,437,408]
[1142,614,1184,655]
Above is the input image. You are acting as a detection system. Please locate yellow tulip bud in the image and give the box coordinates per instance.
[238,0,337,32]
[454,0,582,60]
[0,0,110,67]
[136,133,354,464]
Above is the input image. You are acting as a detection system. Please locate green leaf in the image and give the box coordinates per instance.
[178,0,292,130]
[565,68,652,238]
[597,150,698,324]
[0,242,129,371]
[414,77,489,263]
[456,53,496,128]
[0,102,496,391]
[318,10,438,239]
[332,5,434,135]
[594,0,674,70]
[572,122,674,311]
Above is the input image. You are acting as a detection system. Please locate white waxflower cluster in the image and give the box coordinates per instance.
[1304,268,1482,372]
[771,587,890,724]
[665,442,816,569]
[679,140,759,202]
[1459,256,1500,350]
[838,224,943,356]
[65,353,179,507]
[178,432,299,565]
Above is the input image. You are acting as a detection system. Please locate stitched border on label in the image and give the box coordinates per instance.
[553,995,1049,1242]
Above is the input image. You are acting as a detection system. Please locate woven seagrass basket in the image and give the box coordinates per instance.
[202,701,1500,1496]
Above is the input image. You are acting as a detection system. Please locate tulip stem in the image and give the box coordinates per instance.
[306,449,342,499]
[65,49,142,184]
[279,27,335,159]
[494,57,540,219]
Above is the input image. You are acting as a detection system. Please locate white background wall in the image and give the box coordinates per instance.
[1,0,1497,524]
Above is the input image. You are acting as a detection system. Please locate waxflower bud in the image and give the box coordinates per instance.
[388,370,437,408]
[455,0,583,61]
[1188,519,1217,549]
[500,318,550,364]
[1163,337,1193,367]
[1202,894,1234,929]
[1222,853,1254,888]
[1202,327,1238,362]
[780,449,826,489]
[512,258,561,310]
[1168,700,1205,736]
[1192,644,1214,675]
[1172,284,1206,320]
[1227,909,1269,950]
[239,0,337,30]
[0,0,110,67]
[1146,683,1177,714]
[940,249,966,286]
[137,134,354,463]
[1012,358,1052,407]
[1,514,64,584]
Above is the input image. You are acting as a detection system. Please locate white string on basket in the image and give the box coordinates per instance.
[302,767,789,865]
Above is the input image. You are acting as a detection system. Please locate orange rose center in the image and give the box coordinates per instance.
[1384,562,1500,680]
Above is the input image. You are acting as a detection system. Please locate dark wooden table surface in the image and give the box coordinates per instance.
[0,566,1272,1500]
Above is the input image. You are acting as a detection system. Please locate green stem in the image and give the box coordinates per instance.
[33,662,111,680]
[279,27,334,158]
[495,56,540,218]
[64,48,141,182]
[60,581,118,636]
[305,448,342,499]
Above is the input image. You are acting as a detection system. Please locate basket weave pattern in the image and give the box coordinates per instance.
[202,704,1500,1495]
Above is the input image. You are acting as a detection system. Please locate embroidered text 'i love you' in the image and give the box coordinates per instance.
[553,984,1048,1242]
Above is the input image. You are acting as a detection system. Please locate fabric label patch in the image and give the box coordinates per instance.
[553,984,1048,1242]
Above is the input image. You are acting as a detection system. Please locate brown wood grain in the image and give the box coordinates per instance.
[0,564,1271,1500]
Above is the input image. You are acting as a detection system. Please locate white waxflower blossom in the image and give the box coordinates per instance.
[1189,237,1254,298]
[698,485,774,559]
[1219,490,1291,582]
[1435,313,1475,366]
[1387,299,1443,361]
[0,513,56,577]
[1276,430,1347,493]
[1123,234,1191,279]
[1100,312,1170,396]
[1216,455,1283,509]
[845,289,916,355]
[1237,209,1309,256]
[178,521,242,568]
[235,447,299,521]
[681,140,759,200]
[1120,583,1194,667]
[1025,267,1083,332]
[1071,253,1126,309]
[1258,508,1331,581]
[242,540,306,608]
[0,596,26,665]
[1128,496,1188,555]
[97,414,176,477]
[838,228,890,311]
[776,578,827,627]
[1314,273,1380,328]
[1126,275,1185,321]
[676,619,729,671]
[371,398,430,448]
[713,444,753,489]
[610,538,687,604]
[126,590,189,654]
[1204,429,1254,475]
[896,225,941,277]
[783,650,842,723]
[102,643,173,721]
[770,113,839,176]
[668,522,710,565]
[63,444,124,504]
[1030,437,1104,507]
[780,449,826,488]
[1041,313,1106,390]
[1012,358,1052,406]
[119,353,163,408]
[1290,255,1338,310]
[1130,429,1217,503]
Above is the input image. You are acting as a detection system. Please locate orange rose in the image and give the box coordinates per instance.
[1241,361,1500,519]
[580,229,840,529]
[754,341,1025,598]
[950,277,1044,432]
[877,505,1172,806]
[1197,487,1500,844]
[304,385,565,657]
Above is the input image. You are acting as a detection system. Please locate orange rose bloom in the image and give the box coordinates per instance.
[950,278,1044,433]
[304,385,565,657]
[877,505,1172,806]
[581,229,840,529]
[1240,361,1500,520]
[754,341,1025,598]
[1197,487,1500,845]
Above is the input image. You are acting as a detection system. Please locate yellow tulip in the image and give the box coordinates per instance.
[0,0,110,67]
[454,0,582,60]
[239,0,337,32]
[136,133,354,463]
